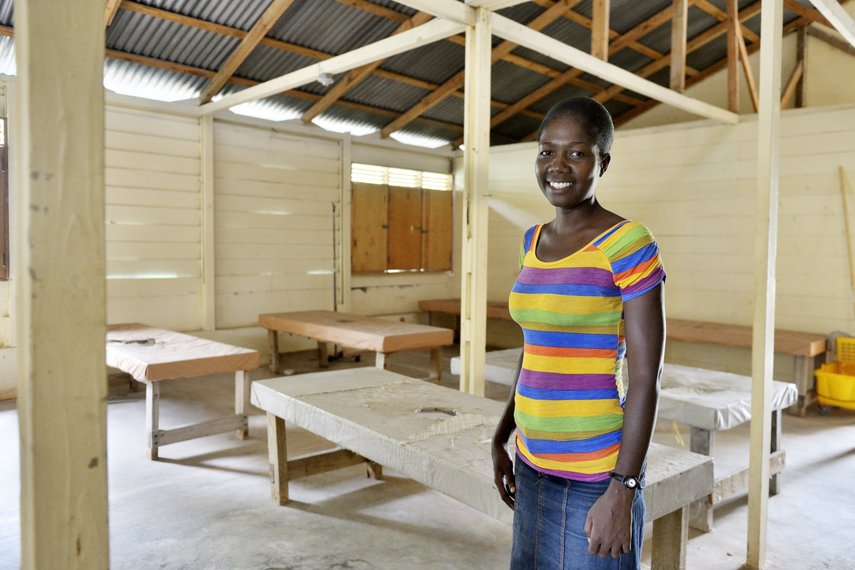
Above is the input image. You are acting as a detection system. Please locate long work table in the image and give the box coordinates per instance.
[259,310,453,381]
[252,367,713,570]
[106,323,259,459]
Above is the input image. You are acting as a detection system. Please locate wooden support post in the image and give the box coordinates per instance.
[430,347,442,383]
[670,0,688,92]
[796,28,806,108]
[769,409,782,495]
[200,114,216,330]
[318,341,329,368]
[592,0,610,61]
[459,8,491,396]
[267,413,289,505]
[726,0,739,111]
[688,427,714,532]
[15,0,109,565]
[748,0,783,566]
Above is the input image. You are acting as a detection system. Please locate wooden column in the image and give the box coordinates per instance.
[670,0,688,92]
[200,115,216,330]
[459,7,491,396]
[726,0,739,111]
[748,0,783,567]
[15,0,109,568]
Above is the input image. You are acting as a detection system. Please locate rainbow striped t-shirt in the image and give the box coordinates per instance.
[509,220,665,481]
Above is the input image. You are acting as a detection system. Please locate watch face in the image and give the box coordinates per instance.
[625,477,638,489]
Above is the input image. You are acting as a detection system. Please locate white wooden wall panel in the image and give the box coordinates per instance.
[104,106,202,331]
[487,105,855,338]
[214,121,339,329]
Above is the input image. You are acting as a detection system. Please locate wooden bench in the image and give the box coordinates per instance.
[106,323,259,460]
[259,310,453,381]
[252,368,713,570]
[668,319,825,416]
[451,348,798,532]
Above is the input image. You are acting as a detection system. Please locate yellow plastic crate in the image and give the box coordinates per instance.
[815,362,855,411]
[836,337,855,363]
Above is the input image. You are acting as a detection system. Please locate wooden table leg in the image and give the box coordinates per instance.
[318,341,329,369]
[375,352,387,370]
[145,382,160,460]
[235,370,250,440]
[791,355,812,416]
[652,505,688,570]
[770,408,782,496]
[689,427,714,532]
[267,413,288,505]
[267,329,280,374]
[430,348,442,383]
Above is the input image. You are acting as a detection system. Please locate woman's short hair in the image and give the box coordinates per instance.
[538,97,614,155]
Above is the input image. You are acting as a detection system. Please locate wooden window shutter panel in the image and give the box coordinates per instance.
[351,182,388,273]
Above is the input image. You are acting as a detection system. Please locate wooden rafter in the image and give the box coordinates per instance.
[783,0,832,27]
[780,59,804,107]
[378,0,582,139]
[199,0,295,103]
[695,0,760,43]
[808,0,855,47]
[614,14,814,126]
[591,0,610,60]
[736,20,760,111]
[671,0,688,91]
[727,0,739,111]
[487,1,701,136]
[105,0,122,27]
[807,24,855,55]
[301,12,432,123]
[116,1,540,122]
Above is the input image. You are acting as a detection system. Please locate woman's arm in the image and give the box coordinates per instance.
[585,283,665,558]
[491,350,524,509]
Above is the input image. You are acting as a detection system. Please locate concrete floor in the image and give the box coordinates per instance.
[1,347,854,569]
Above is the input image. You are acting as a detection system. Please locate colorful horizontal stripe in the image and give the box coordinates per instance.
[511,220,665,481]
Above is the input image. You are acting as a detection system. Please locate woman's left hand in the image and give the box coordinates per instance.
[584,482,635,558]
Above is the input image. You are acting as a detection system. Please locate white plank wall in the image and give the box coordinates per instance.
[485,104,855,337]
[105,107,203,331]
[213,122,339,328]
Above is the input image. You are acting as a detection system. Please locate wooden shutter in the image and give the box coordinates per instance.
[421,189,452,271]
[351,182,388,272]
[387,186,422,270]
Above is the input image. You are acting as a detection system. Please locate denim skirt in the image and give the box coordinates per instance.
[510,457,645,570]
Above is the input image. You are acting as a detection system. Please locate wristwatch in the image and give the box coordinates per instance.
[610,471,641,490]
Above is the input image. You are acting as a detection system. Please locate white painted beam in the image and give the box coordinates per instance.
[200,115,215,330]
[809,0,855,46]
[200,18,467,115]
[459,8,491,397]
[393,0,475,25]
[748,0,784,567]
[491,13,739,124]
[15,0,109,567]
[465,0,531,10]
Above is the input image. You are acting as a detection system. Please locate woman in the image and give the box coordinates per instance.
[491,97,666,569]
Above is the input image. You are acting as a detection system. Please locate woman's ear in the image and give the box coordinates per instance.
[599,152,611,177]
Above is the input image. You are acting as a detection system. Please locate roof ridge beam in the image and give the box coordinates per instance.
[490,12,738,124]
[200,18,467,115]
[199,0,296,103]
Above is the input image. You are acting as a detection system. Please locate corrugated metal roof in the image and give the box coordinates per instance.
[0,0,825,147]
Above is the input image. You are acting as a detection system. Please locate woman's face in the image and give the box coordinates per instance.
[535,114,610,211]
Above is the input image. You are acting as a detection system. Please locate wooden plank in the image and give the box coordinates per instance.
[780,59,804,107]
[651,507,688,570]
[200,0,296,103]
[387,186,422,270]
[105,0,122,26]
[712,451,786,505]
[201,115,215,331]
[591,0,610,60]
[421,190,453,271]
[267,413,288,505]
[287,448,367,480]
[155,415,248,446]
[808,0,855,46]
[351,183,388,273]
[671,0,688,92]
[728,0,740,111]
[15,0,109,564]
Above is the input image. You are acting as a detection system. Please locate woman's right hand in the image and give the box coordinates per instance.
[492,441,516,510]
